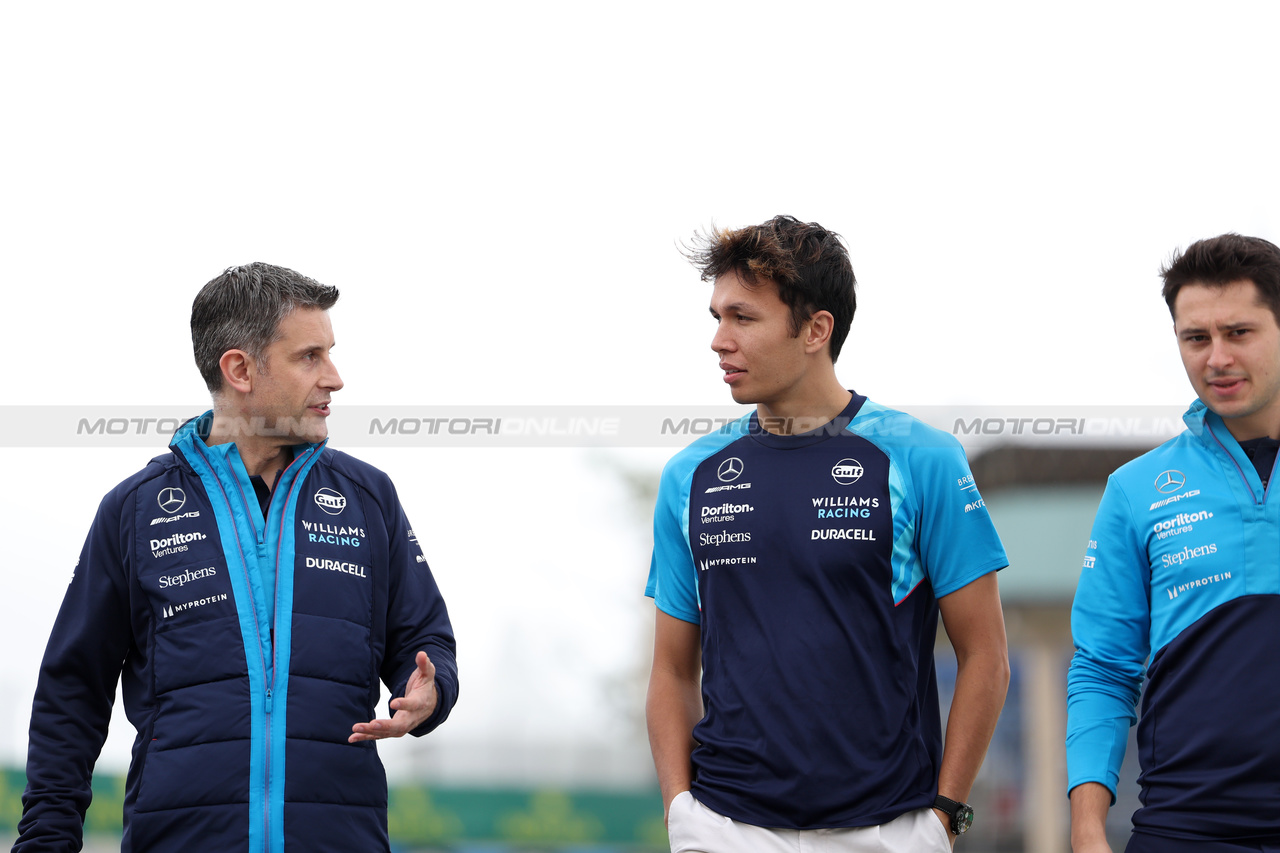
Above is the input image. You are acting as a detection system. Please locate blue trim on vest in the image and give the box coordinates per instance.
[169,412,325,853]
[263,442,324,853]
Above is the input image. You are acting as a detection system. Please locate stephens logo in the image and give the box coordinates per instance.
[158,487,186,513]
[314,488,347,515]
[831,459,863,485]
[717,457,744,483]
[1154,470,1186,494]
[158,566,217,589]
[1161,542,1218,568]
[699,531,752,547]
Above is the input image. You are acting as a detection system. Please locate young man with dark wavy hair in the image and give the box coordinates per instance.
[645,215,1010,852]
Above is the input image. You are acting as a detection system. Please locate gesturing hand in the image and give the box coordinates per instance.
[349,651,438,743]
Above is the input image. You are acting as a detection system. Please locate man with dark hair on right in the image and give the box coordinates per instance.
[645,215,1010,852]
[1069,234,1280,852]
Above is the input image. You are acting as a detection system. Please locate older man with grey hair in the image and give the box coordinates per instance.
[15,262,458,853]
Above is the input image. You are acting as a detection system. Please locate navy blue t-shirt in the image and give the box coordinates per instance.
[646,394,1006,829]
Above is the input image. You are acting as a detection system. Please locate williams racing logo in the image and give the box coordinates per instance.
[314,488,347,515]
[302,520,364,547]
[812,496,878,519]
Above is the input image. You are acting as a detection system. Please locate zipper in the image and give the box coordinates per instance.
[261,444,317,853]
[1206,420,1267,505]
[192,441,274,852]
[190,439,321,853]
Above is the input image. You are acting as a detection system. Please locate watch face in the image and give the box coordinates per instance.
[955,805,974,835]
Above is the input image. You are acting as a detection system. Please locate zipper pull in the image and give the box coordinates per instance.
[265,688,273,714]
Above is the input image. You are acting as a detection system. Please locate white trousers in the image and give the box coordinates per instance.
[666,791,953,853]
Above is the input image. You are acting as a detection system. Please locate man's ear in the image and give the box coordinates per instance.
[219,350,254,394]
[804,310,835,356]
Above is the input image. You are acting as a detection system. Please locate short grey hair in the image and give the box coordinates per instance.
[191,262,340,394]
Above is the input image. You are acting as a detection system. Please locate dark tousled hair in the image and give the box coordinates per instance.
[683,215,857,362]
[1161,233,1280,325]
[191,262,340,394]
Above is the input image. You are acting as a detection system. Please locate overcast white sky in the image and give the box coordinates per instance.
[3,2,1277,782]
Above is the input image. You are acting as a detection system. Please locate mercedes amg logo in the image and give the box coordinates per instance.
[158,487,186,514]
[1154,470,1186,494]
[717,457,744,482]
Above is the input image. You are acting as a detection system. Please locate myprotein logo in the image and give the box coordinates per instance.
[314,488,347,515]
[162,593,228,619]
[1154,470,1186,495]
[1167,570,1233,600]
[698,555,759,571]
[831,459,863,485]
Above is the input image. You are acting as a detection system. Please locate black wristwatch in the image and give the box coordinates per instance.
[933,794,974,836]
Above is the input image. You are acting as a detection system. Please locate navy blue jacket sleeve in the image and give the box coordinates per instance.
[15,487,134,852]
[378,488,457,736]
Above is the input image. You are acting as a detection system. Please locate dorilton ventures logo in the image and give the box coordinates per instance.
[151,531,207,559]
[158,487,186,513]
[1154,470,1186,494]
[700,502,754,524]
[717,457,744,483]
[314,488,347,515]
